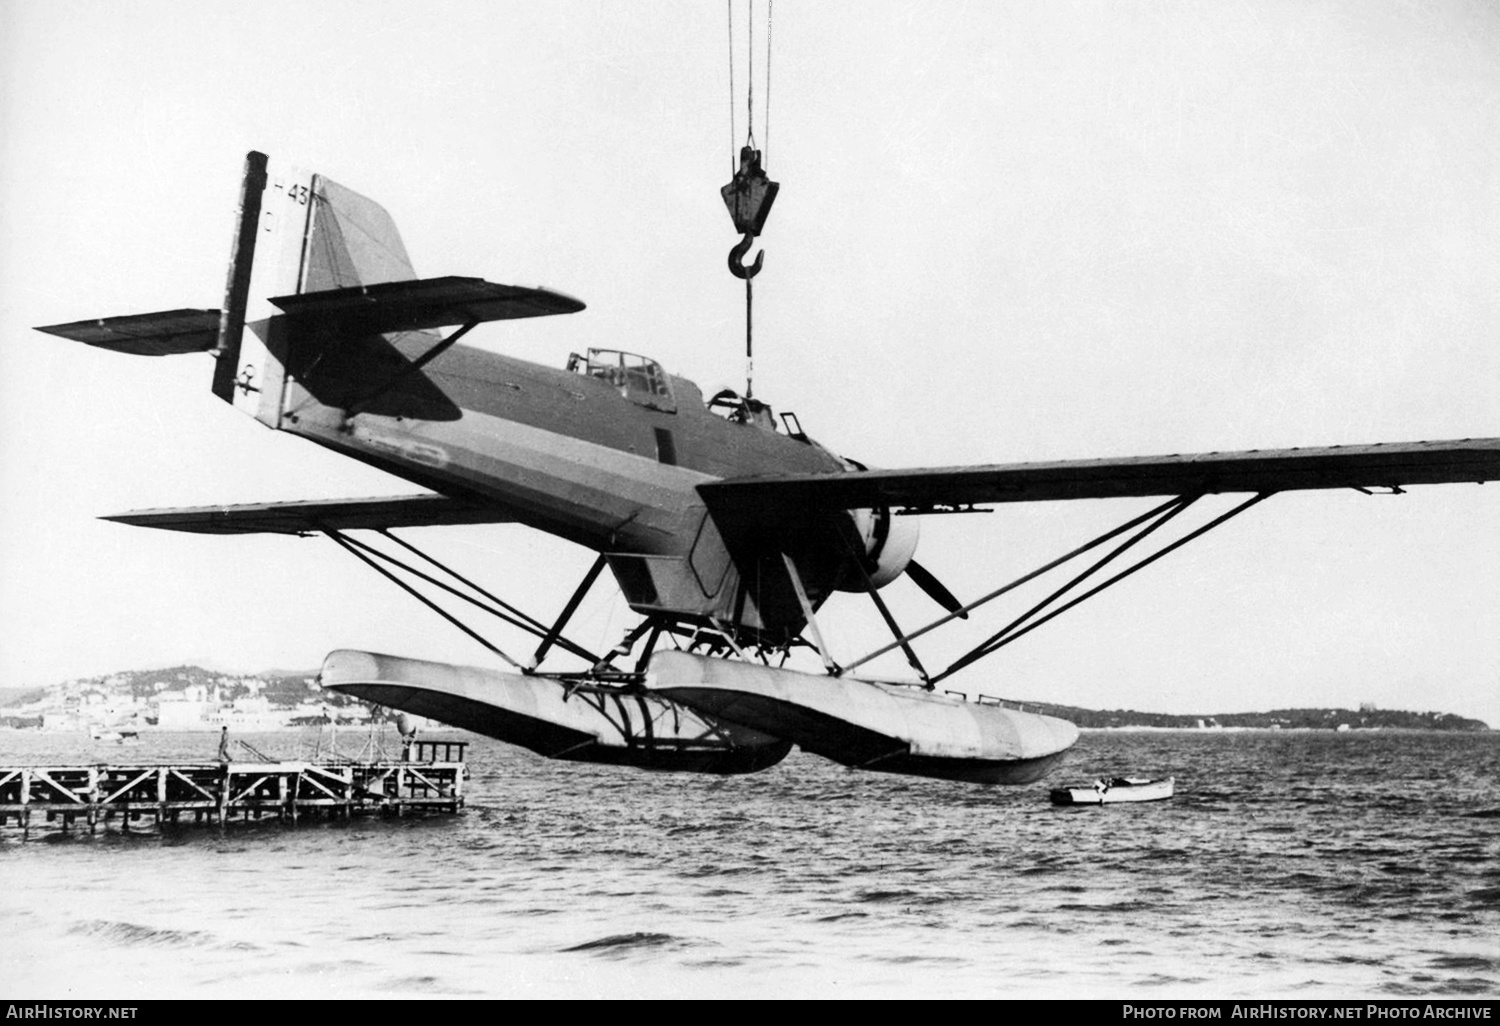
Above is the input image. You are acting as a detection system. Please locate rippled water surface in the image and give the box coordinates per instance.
[2,728,1496,999]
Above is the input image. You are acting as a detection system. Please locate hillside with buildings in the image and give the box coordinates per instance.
[0,665,366,732]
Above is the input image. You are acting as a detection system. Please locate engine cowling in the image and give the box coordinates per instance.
[834,506,920,592]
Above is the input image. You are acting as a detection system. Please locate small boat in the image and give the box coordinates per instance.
[1049,775,1174,805]
[89,726,140,744]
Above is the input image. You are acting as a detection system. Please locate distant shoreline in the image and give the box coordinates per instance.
[0,723,1490,736]
[1,664,1488,733]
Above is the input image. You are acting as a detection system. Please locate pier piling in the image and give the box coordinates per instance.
[0,745,467,838]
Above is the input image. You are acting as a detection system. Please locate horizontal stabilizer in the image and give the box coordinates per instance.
[268,276,585,335]
[101,494,514,535]
[35,309,221,356]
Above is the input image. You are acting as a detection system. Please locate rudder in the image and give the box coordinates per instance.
[216,153,424,427]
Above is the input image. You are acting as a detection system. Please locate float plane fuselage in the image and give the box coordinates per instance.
[37,153,1500,784]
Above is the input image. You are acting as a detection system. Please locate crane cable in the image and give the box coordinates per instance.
[723,0,777,401]
[728,0,772,167]
[746,0,756,152]
[764,0,771,165]
[727,2,735,176]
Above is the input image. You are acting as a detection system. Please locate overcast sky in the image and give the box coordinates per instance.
[2,1,1497,726]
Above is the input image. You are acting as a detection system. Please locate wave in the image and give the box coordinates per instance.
[561,932,683,954]
[69,919,231,950]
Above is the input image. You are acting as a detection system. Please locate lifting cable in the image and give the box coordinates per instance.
[723,0,778,401]
[746,0,758,152]
[765,0,772,165]
[727,0,769,159]
[745,0,755,152]
[727,2,735,175]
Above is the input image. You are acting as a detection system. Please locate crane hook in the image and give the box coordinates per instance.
[728,232,764,280]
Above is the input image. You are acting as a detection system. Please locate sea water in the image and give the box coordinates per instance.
[1,728,1496,999]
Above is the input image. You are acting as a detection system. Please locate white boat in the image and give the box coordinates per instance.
[88,726,140,743]
[1049,776,1174,805]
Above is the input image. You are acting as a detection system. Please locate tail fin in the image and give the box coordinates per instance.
[37,150,422,427]
[37,151,581,428]
[214,153,422,426]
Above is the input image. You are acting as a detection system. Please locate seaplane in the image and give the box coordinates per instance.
[36,152,1500,784]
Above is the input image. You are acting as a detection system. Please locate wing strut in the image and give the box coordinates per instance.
[829,529,932,688]
[841,492,1275,684]
[532,554,608,669]
[929,492,1273,685]
[931,494,1204,683]
[841,496,1191,674]
[324,529,527,672]
[345,320,478,417]
[374,528,556,639]
[781,553,839,675]
[320,528,605,670]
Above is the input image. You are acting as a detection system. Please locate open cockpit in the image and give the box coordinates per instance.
[567,348,808,440]
[706,388,808,440]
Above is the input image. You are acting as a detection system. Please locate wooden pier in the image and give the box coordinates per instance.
[0,741,468,837]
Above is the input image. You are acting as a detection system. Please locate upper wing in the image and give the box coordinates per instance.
[102,494,513,535]
[698,438,1500,516]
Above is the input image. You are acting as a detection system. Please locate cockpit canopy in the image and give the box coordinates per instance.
[568,349,676,413]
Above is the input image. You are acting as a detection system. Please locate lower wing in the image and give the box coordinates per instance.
[102,494,513,535]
